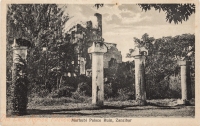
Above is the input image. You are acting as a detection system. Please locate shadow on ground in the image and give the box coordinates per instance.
[20,104,187,116]
[7,99,195,117]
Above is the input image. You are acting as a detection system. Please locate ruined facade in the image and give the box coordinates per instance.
[104,42,122,68]
[65,13,122,75]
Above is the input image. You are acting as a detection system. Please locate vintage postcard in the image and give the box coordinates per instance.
[1,0,200,125]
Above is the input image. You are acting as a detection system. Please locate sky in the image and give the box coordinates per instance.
[62,4,195,61]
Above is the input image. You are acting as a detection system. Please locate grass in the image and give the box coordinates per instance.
[28,95,195,107]
[6,97,195,117]
[28,96,92,106]
[7,92,195,117]
[25,99,195,118]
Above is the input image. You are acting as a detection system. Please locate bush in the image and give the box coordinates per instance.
[59,76,78,91]
[71,91,91,103]
[38,89,50,97]
[115,88,134,101]
[29,97,77,106]
[76,76,92,96]
[57,86,74,97]
[45,86,74,98]
[104,83,113,99]
[11,77,29,115]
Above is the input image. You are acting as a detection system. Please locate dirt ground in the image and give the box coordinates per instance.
[8,99,195,118]
[24,106,194,118]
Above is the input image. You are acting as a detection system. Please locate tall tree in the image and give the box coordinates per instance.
[7,4,68,45]
[126,33,155,58]
[6,4,69,96]
[127,33,195,99]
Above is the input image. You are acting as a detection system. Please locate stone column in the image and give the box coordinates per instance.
[88,42,107,106]
[80,57,86,75]
[131,47,148,106]
[11,39,29,115]
[178,60,191,104]
[134,55,146,105]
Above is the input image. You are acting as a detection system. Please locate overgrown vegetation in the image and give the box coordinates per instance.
[9,55,29,115]
[127,33,195,99]
[6,4,195,112]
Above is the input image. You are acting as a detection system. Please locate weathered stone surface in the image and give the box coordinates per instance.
[131,46,148,106]
[79,57,86,75]
[12,39,28,63]
[88,42,107,106]
[134,55,146,105]
[178,60,191,66]
[88,42,107,53]
[66,13,122,75]
[103,46,122,68]
[131,46,148,57]
[178,60,191,105]
[11,39,30,115]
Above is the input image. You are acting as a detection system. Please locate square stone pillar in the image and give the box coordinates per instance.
[178,60,191,105]
[11,38,30,115]
[134,55,146,105]
[131,47,148,106]
[88,42,107,106]
[79,57,86,75]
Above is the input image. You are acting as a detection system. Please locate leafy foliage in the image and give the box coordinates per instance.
[6,4,196,111]
[94,4,195,24]
[7,4,68,43]
[7,4,72,93]
[6,4,71,115]
[75,76,92,96]
[94,4,104,9]
[138,4,195,24]
[10,56,29,115]
[126,33,155,58]
[128,33,195,99]
[104,61,135,100]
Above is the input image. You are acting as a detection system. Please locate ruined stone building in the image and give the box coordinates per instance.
[64,13,122,76]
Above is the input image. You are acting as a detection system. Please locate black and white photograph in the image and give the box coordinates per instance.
[1,0,199,125]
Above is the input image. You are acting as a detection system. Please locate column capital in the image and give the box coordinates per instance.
[133,55,146,59]
[178,60,191,66]
[131,46,148,57]
[88,42,107,54]
[12,38,31,49]
[12,46,28,50]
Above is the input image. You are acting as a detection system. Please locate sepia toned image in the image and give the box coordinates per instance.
[1,0,199,125]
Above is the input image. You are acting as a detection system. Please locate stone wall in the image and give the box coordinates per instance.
[64,13,122,74]
[104,46,122,68]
